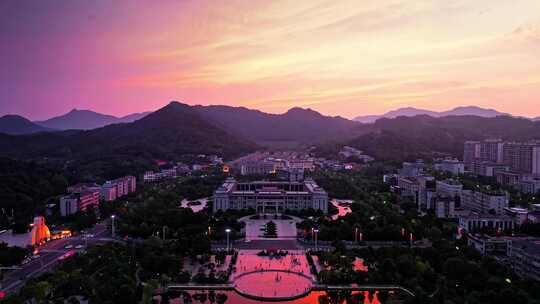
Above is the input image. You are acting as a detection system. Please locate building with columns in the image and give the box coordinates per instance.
[213,177,328,214]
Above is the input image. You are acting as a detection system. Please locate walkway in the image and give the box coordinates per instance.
[238,214,302,241]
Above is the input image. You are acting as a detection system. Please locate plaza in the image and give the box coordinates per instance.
[239,214,302,241]
[231,250,315,300]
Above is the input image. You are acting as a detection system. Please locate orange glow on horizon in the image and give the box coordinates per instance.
[1,1,540,120]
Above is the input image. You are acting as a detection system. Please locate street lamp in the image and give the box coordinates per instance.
[111,215,116,238]
[314,229,319,251]
[225,229,231,252]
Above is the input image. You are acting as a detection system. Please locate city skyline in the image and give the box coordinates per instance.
[2,0,540,120]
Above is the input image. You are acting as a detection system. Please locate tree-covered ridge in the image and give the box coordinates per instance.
[0,158,70,231]
[0,102,257,178]
[316,115,540,161]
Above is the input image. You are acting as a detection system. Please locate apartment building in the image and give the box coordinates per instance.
[434,196,455,218]
[143,168,177,182]
[434,158,465,175]
[461,189,509,215]
[436,179,463,198]
[458,211,515,233]
[467,234,510,256]
[463,141,481,170]
[509,239,540,281]
[60,190,100,216]
[103,175,136,199]
[503,142,540,175]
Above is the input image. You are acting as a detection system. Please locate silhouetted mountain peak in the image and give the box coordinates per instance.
[191,104,359,144]
[0,115,53,135]
[36,108,151,130]
[2,114,27,121]
[167,100,191,109]
[354,105,510,123]
[284,107,324,119]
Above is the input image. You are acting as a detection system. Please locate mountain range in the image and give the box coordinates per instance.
[192,105,357,144]
[316,114,540,161]
[353,106,509,123]
[0,103,359,144]
[1,101,540,178]
[35,109,150,130]
[0,102,257,178]
[0,104,526,136]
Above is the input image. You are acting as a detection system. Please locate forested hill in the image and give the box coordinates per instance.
[316,115,540,161]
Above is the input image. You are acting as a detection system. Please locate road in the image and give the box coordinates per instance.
[1,222,111,294]
[212,239,303,251]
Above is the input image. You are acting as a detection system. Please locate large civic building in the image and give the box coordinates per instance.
[213,178,328,214]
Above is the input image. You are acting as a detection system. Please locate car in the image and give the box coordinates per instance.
[31,254,41,260]
[75,245,84,249]
[21,258,31,265]
[64,244,73,249]
[58,250,76,261]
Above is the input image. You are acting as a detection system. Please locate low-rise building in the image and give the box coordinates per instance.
[458,211,515,233]
[467,234,510,256]
[504,207,530,226]
[471,161,509,177]
[434,196,456,218]
[143,168,177,182]
[434,158,465,175]
[105,176,136,196]
[276,168,305,182]
[101,183,117,202]
[67,182,100,193]
[509,238,540,281]
[240,161,276,176]
[59,195,79,216]
[383,174,398,185]
[519,175,540,194]
[59,190,100,216]
[397,176,420,198]
[399,161,425,177]
[495,171,522,187]
[78,190,100,211]
[436,179,463,199]
[461,189,509,215]
[527,211,540,224]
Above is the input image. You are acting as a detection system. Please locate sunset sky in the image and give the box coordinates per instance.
[1,0,540,120]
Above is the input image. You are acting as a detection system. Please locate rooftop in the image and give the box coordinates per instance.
[215,177,326,195]
[512,239,540,255]
[439,179,463,186]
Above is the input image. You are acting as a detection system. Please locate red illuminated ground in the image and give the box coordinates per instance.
[235,271,312,299]
[231,250,315,300]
